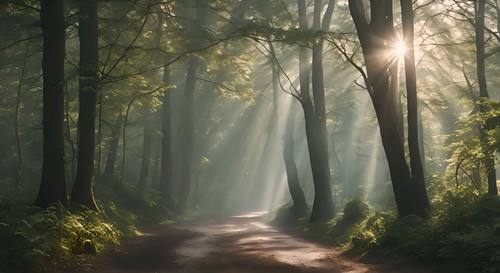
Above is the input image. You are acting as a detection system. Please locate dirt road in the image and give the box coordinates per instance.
[64,212,450,273]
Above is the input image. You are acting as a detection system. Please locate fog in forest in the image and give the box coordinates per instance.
[0,0,499,273]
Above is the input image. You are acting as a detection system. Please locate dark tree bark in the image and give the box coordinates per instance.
[160,65,173,203]
[475,0,498,195]
[283,103,308,216]
[348,0,416,217]
[71,0,99,211]
[35,0,68,208]
[401,0,429,215]
[100,113,123,184]
[137,102,153,192]
[64,80,77,182]
[97,92,103,176]
[14,43,29,186]
[177,56,198,212]
[296,0,335,222]
[310,0,337,221]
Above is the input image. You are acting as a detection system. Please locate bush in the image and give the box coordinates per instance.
[342,199,370,224]
[0,202,137,273]
[347,190,500,272]
[349,211,395,251]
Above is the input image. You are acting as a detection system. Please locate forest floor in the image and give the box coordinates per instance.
[58,211,456,273]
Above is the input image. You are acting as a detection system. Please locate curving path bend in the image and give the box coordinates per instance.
[63,211,448,273]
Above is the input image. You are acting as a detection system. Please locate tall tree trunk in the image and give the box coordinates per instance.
[35,0,68,208]
[401,0,429,215]
[283,103,308,216]
[349,0,415,217]
[100,113,123,184]
[14,43,29,187]
[296,0,330,221]
[177,56,198,212]
[137,102,153,192]
[160,65,173,203]
[309,0,337,221]
[64,80,77,182]
[71,0,99,211]
[475,0,498,195]
[97,92,103,176]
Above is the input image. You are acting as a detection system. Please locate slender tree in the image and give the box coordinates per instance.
[35,0,68,208]
[310,0,337,221]
[475,0,498,195]
[160,65,173,203]
[283,102,308,216]
[14,43,29,186]
[71,0,99,210]
[177,56,198,212]
[137,101,153,192]
[100,113,123,184]
[401,0,429,214]
[296,0,335,221]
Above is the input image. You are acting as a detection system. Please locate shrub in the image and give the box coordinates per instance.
[347,190,500,272]
[0,202,137,273]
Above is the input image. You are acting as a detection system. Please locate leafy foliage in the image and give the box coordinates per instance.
[347,190,500,272]
[0,201,137,273]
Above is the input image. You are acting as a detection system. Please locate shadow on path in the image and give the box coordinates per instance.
[61,211,451,273]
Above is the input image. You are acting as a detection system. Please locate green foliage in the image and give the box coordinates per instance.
[271,203,307,226]
[347,190,500,272]
[313,199,372,245]
[277,192,500,272]
[348,212,395,251]
[443,99,500,191]
[95,183,172,228]
[0,202,137,273]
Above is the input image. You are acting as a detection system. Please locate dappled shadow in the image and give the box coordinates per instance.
[60,212,455,273]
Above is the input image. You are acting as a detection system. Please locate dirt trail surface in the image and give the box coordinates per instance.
[62,212,448,273]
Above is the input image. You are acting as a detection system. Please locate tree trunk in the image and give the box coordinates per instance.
[100,113,123,184]
[309,0,337,221]
[71,0,99,211]
[475,0,498,195]
[296,0,335,221]
[137,102,153,192]
[349,0,415,217]
[160,65,173,203]
[401,0,429,215]
[283,103,308,216]
[35,0,68,208]
[177,56,198,212]
[97,92,103,176]
[14,43,29,187]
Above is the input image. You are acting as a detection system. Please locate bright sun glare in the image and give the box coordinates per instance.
[393,40,407,58]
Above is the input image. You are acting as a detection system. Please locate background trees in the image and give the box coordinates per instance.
[0,0,497,248]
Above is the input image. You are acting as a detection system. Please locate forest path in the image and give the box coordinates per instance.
[64,212,447,273]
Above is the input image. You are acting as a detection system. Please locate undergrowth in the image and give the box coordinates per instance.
[0,182,172,273]
[0,201,136,273]
[274,189,500,273]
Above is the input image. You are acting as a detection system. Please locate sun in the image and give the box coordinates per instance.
[392,40,407,58]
